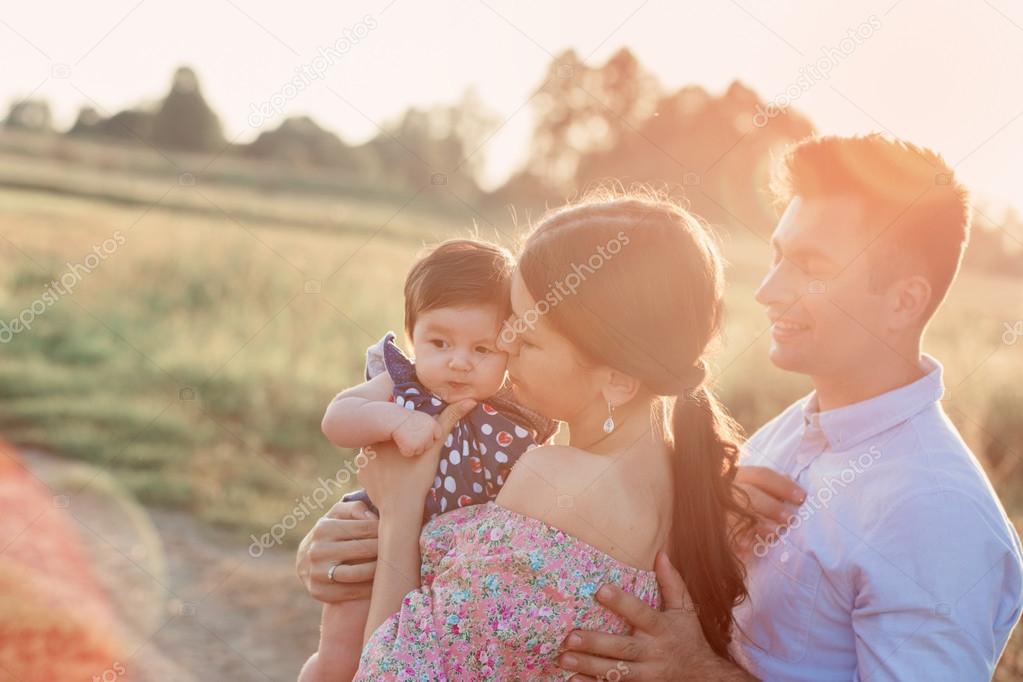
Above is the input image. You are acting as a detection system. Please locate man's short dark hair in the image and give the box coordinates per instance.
[772,133,971,316]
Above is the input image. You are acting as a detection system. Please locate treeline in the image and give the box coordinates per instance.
[4,51,1020,273]
[4,65,490,203]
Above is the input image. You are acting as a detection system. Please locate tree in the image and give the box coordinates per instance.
[68,106,102,136]
[245,115,364,171]
[495,50,815,239]
[149,66,225,152]
[365,87,497,200]
[524,48,661,193]
[3,99,53,132]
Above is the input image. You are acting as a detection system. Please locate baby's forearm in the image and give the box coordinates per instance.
[322,398,412,448]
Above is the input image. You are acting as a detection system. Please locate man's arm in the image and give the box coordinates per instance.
[559,551,757,681]
[295,499,379,682]
[850,488,1022,680]
[299,600,372,682]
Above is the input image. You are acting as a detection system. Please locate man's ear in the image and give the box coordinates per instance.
[599,368,642,409]
[888,274,933,331]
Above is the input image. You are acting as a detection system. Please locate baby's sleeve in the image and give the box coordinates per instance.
[364,331,396,381]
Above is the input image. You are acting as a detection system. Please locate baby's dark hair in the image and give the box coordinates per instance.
[404,239,515,337]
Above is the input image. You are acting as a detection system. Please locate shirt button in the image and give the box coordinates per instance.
[780,551,790,563]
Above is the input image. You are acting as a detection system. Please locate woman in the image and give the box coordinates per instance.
[298,193,757,679]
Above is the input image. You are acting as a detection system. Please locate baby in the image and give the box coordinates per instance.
[324,238,555,519]
[299,239,555,681]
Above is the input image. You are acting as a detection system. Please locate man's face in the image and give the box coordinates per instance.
[755,195,892,380]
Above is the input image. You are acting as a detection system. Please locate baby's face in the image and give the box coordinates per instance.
[410,305,508,403]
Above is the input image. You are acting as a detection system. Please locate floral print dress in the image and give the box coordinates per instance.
[354,501,662,681]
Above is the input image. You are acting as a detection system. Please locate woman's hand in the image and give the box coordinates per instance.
[360,399,476,641]
[358,399,476,516]
[296,498,380,603]
[733,465,806,557]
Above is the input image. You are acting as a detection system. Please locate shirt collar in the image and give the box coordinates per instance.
[800,354,945,451]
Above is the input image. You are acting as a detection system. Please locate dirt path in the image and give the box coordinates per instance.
[19,449,322,682]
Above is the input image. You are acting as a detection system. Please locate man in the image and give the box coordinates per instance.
[556,134,1023,680]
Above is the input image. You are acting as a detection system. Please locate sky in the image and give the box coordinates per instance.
[2,0,1021,213]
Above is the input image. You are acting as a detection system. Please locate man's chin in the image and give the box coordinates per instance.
[768,345,813,374]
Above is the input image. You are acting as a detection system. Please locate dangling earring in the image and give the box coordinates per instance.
[602,400,616,434]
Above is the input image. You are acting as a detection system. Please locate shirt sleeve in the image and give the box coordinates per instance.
[851,488,1023,681]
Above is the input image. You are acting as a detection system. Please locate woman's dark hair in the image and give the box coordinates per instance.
[518,190,755,661]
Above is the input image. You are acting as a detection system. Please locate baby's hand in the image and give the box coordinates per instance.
[391,410,442,458]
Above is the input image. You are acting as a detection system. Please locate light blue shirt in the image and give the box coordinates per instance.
[734,355,1023,681]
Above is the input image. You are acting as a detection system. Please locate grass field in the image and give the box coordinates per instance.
[1,136,1022,676]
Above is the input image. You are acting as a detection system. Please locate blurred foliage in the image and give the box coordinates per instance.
[2,53,1020,272]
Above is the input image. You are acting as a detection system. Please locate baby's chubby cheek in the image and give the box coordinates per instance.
[474,354,509,398]
[412,361,447,396]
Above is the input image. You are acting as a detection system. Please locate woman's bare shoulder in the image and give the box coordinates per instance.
[498,445,600,503]
[496,446,659,570]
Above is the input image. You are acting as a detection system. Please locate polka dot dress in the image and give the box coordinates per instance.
[344,333,555,522]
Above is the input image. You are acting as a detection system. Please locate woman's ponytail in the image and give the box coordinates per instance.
[668,383,754,661]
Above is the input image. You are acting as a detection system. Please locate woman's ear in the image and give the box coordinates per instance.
[599,368,642,409]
